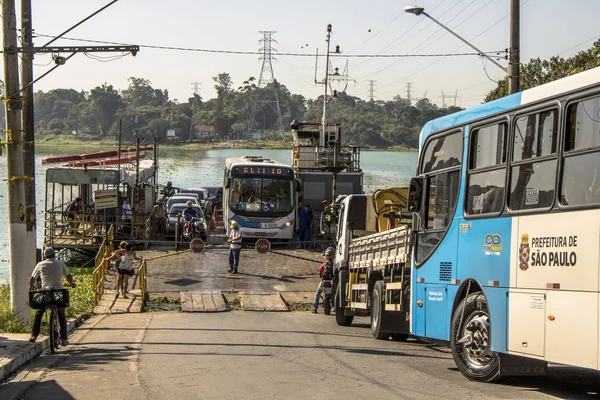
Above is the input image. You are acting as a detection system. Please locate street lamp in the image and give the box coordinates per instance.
[403,5,509,75]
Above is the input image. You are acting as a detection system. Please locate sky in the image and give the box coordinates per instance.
[3,0,600,108]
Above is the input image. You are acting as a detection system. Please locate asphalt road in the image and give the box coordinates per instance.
[2,311,600,400]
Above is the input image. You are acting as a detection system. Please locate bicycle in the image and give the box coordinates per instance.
[29,287,71,353]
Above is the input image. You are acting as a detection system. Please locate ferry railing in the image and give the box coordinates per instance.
[92,225,114,302]
[292,145,361,172]
[43,209,150,247]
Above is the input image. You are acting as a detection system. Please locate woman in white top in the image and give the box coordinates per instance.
[104,242,141,298]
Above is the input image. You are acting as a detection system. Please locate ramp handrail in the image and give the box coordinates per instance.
[92,225,114,302]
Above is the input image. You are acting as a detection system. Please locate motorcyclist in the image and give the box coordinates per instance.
[312,246,335,314]
[181,201,198,236]
[162,181,176,199]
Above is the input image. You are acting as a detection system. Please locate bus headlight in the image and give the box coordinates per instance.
[284,221,292,227]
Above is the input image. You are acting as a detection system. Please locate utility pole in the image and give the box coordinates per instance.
[3,0,30,322]
[20,0,37,322]
[508,0,520,94]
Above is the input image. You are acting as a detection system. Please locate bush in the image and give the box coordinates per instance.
[0,267,95,333]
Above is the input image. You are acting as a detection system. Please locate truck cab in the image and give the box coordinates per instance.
[320,188,413,339]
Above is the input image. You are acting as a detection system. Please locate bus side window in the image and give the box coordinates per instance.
[561,96,600,206]
[509,109,558,211]
[466,122,507,215]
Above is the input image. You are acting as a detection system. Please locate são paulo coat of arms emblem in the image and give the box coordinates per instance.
[519,233,530,270]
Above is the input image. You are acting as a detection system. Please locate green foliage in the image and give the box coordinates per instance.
[32,72,464,148]
[0,268,95,334]
[485,40,600,102]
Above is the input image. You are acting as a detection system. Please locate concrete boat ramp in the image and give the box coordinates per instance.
[95,239,324,313]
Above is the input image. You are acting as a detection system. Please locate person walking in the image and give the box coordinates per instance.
[104,242,141,298]
[226,220,243,273]
[297,204,313,249]
[29,247,76,345]
[148,201,166,241]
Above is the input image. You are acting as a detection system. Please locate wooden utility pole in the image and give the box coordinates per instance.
[3,0,31,323]
[21,0,37,235]
[508,0,520,94]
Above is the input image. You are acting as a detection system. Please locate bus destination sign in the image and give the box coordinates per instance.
[233,166,292,178]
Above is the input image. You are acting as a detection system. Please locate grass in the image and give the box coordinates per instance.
[0,267,95,334]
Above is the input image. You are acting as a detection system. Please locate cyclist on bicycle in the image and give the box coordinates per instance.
[29,247,76,345]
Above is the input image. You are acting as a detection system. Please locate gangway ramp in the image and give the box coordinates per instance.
[181,291,228,312]
[240,292,288,311]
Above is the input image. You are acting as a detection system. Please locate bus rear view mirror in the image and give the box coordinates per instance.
[408,177,422,213]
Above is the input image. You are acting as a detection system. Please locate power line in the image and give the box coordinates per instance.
[558,34,599,56]
[32,33,500,59]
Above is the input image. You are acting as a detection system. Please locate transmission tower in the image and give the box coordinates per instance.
[405,82,413,104]
[191,82,202,96]
[367,80,376,101]
[247,31,284,139]
[441,90,460,107]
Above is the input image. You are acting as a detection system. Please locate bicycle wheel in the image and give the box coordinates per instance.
[49,308,61,353]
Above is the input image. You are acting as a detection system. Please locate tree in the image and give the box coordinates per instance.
[485,40,600,102]
[89,84,122,135]
[121,77,168,108]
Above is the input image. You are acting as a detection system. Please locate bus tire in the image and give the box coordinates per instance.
[390,333,409,341]
[451,292,502,382]
[371,281,389,340]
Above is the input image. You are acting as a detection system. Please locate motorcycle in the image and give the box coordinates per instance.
[181,217,207,243]
[322,279,333,315]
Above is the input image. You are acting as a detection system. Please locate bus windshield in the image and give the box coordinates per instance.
[228,177,294,215]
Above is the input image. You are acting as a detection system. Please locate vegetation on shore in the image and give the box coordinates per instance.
[0,267,95,334]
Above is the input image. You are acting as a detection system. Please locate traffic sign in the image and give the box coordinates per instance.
[255,238,270,254]
[190,238,205,253]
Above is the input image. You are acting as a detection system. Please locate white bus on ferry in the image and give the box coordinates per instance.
[223,156,296,239]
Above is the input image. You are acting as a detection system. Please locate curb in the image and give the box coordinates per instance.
[0,316,86,382]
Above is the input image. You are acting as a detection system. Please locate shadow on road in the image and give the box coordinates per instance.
[1,379,76,399]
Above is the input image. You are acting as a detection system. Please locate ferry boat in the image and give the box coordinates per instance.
[43,147,157,250]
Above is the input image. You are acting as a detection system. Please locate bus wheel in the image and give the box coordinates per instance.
[390,333,408,341]
[371,281,389,340]
[451,292,501,382]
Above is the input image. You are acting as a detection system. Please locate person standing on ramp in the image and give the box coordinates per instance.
[227,220,243,273]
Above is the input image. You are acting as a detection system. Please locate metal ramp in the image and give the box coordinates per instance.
[240,292,289,311]
[180,291,228,312]
[93,290,144,314]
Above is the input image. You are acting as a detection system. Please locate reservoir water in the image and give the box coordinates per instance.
[0,146,417,283]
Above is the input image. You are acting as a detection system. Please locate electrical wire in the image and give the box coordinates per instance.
[33,33,499,58]
[355,0,482,81]
[84,52,128,62]
[558,34,600,56]
[481,58,499,83]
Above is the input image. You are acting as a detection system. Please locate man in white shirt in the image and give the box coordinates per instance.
[226,220,243,273]
[122,197,132,235]
[29,248,76,345]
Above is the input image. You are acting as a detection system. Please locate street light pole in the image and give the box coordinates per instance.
[403,6,507,74]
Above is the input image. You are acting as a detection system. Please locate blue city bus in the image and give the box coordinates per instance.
[408,66,600,381]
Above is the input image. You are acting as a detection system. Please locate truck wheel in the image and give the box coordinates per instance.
[334,281,353,326]
[451,292,501,382]
[371,281,389,340]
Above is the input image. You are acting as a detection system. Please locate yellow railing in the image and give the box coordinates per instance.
[138,259,148,303]
[92,225,114,302]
